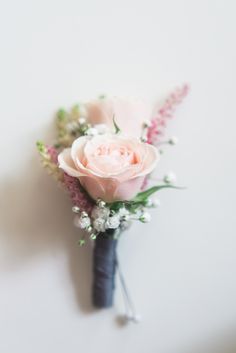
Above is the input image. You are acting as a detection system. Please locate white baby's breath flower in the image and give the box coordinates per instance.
[118,207,129,217]
[164,172,176,184]
[97,199,106,208]
[140,212,151,223]
[91,206,110,220]
[145,199,153,207]
[133,208,143,218]
[85,127,98,136]
[93,218,106,233]
[145,198,160,208]
[105,215,120,229]
[74,215,91,229]
[143,119,151,128]
[169,136,179,145]
[72,206,80,213]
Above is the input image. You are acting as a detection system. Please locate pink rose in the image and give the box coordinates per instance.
[58,134,159,203]
[86,97,151,138]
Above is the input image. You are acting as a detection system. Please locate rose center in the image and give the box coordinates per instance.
[86,142,139,174]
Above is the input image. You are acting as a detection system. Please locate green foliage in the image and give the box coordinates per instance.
[109,184,183,213]
[132,185,182,203]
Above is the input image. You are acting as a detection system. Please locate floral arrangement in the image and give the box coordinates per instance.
[37,85,189,322]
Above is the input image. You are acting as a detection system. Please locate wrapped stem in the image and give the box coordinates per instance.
[92,231,118,308]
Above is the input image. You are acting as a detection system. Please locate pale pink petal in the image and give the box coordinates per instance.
[58,148,82,178]
[86,97,151,138]
[113,176,145,201]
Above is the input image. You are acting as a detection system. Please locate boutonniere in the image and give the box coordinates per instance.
[37,85,189,323]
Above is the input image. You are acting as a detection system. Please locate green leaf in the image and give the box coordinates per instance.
[109,201,125,211]
[132,185,184,203]
[113,115,121,134]
[108,184,184,212]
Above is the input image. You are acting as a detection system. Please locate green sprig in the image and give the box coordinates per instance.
[109,184,184,212]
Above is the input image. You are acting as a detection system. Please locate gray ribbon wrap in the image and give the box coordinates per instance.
[92,231,117,308]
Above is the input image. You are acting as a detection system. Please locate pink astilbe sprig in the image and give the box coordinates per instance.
[63,173,94,214]
[47,146,94,213]
[39,143,94,214]
[147,84,189,145]
[46,145,59,164]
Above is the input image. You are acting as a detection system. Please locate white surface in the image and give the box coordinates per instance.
[0,1,236,352]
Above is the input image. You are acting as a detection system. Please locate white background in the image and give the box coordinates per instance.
[0,1,235,352]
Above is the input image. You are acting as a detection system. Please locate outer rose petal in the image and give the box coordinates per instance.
[58,149,82,177]
[113,176,145,201]
[86,97,151,138]
[80,176,122,202]
[79,176,107,201]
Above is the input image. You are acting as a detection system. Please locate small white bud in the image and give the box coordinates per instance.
[72,206,80,213]
[98,200,106,208]
[140,212,151,223]
[141,136,148,143]
[169,136,179,145]
[145,199,153,207]
[152,199,160,207]
[85,127,98,136]
[143,119,151,128]
[164,172,176,184]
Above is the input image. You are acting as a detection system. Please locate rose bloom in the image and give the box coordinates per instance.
[58,134,159,203]
[86,97,151,138]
